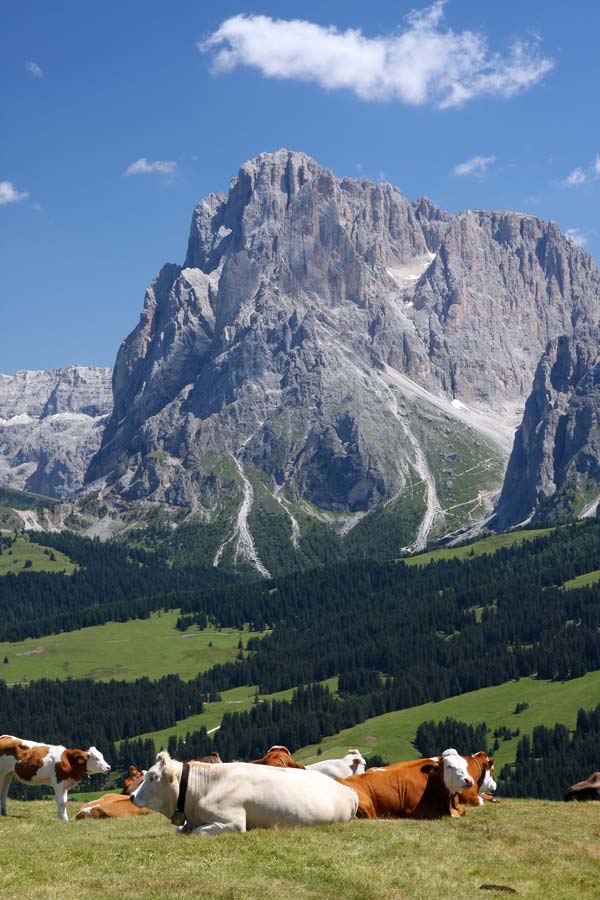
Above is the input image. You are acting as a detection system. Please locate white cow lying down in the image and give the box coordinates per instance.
[131,752,359,835]
[306,749,367,779]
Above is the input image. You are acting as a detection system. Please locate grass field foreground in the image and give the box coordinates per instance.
[0,612,265,682]
[1,799,598,899]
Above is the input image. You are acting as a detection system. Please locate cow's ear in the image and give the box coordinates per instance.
[76,754,87,766]
[489,757,495,768]
[421,762,440,776]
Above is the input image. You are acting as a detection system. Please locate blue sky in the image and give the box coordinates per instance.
[1,0,599,373]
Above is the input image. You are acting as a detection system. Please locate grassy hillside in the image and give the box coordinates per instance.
[564,569,600,589]
[133,678,340,747]
[2,800,598,899]
[294,671,600,771]
[127,672,600,773]
[402,527,554,566]
[0,536,75,576]
[0,612,264,682]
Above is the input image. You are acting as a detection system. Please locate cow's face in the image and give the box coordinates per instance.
[346,750,366,774]
[131,753,178,818]
[86,747,111,776]
[441,749,474,794]
[481,759,497,793]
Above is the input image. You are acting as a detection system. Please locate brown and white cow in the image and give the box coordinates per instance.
[337,748,475,819]
[249,746,305,768]
[459,751,498,807]
[0,734,111,821]
[564,772,600,802]
[122,766,145,795]
[76,793,154,820]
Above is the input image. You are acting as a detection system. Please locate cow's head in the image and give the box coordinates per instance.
[345,749,366,775]
[251,746,305,768]
[131,752,178,818]
[421,749,474,795]
[85,747,111,776]
[469,751,497,793]
[440,749,474,793]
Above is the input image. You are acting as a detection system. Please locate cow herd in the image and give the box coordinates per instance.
[2,733,597,833]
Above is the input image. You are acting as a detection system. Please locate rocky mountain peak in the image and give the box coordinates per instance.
[0,365,112,499]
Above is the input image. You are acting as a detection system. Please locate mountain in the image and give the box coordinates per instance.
[78,149,600,571]
[494,326,600,528]
[0,366,112,500]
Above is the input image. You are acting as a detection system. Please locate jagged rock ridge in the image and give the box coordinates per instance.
[494,327,600,527]
[0,366,112,499]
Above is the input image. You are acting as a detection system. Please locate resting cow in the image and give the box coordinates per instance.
[131,751,358,834]
[564,772,600,802]
[77,793,154,820]
[0,734,111,821]
[122,765,145,795]
[459,751,498,807]
[337,748,474,819]
[306,749,366,779]
[249,745,305,768]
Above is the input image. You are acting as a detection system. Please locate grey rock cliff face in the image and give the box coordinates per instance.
[84,150,600,560]
[494,328,600,527]
[0,366,112,498]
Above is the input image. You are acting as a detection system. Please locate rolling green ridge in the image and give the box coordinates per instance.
[293,671,600,771]
[0,486,59,510]
[6,519,600,803]
[0,536,75,576]
[132,678,340,747]
[0,612,264,682]
[2,800,598,900]
[564,568,600,589]
[402,527,554,566]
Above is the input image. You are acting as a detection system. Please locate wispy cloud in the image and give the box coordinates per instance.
[565,227,589,247]
[199,3,553,109]
[0,181,29,205]
[25,61,44,78]
[562,154,600,187]
[453,154,495,177]
[563,167,587,187]
[125,158,177,176]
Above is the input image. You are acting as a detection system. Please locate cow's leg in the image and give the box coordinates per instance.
[54,784,69,822]
[1,772,12,816]
[188,819,246,836]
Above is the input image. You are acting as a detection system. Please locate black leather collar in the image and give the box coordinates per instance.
[171,762,190,826]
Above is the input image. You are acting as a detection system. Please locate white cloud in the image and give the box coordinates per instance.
[453,154,495,176]
[25,61,44,78]
[199,3,553,109]
[565,228,588,247]
[125,158,177,176]
[0,181,29,205]
[562,167,588,188]
[562,154,600,187]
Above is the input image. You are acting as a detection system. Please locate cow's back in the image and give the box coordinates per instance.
[339,759,451,819]
[186,762,357,829]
